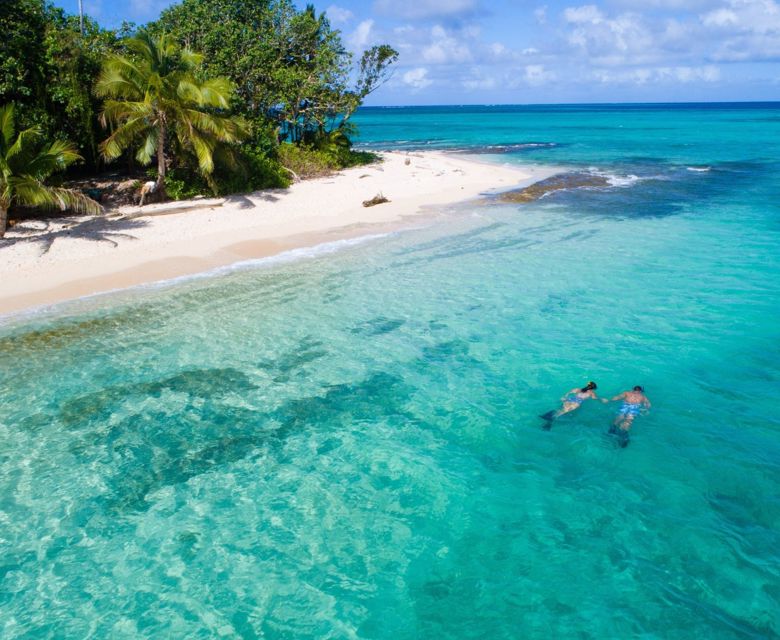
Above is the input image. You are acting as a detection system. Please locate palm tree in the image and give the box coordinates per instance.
[96,32,246,199]
[0,104,101,238]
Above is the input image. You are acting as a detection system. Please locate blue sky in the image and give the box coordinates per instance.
[54,0,780,104]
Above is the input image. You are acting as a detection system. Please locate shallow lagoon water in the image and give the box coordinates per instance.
[1,104,779,638]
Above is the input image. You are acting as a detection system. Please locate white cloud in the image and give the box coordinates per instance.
[373,0,479,21]
[462,69,497,90]
[535,6,548,24]
[524,64,556,85]
[564,5,604,24]
[349,19,375,50]
[422,25,473,63]
[702,8,738,27]
[700,0,780,60]
[593,65,721,84]
[402,67,433,89]
[490,42,508,57]
[702,0,780,33]
[562,7,657,65]
[326,5,354,24]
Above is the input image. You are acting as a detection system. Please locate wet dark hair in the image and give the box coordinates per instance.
[633,385,644,392]
[582,381,597,392]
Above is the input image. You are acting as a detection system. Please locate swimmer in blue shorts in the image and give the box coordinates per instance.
[540,381,599,429]
[605,386,651,447]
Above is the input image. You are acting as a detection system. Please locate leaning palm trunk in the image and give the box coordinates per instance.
[156,120,167,198]
[0,206,7,238]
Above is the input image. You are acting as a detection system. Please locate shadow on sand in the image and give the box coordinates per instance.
[0,216,150,255]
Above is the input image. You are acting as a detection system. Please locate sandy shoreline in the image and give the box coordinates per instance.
[0,151,551,317]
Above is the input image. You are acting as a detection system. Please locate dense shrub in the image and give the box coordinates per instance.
[157,146,291,201]
[277,143,379,180]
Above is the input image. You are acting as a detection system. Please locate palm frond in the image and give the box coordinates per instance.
[198,78,234,109]
[8,176,101,214]
[95,56,147,99]
[5,125,44,165]
[0,104,16,149]
[47,187,103,215]
[181,48,204,70]
[100,117,151,161]
[24,140,82,179]
[188,132,216,174]
[101,99,154,126]
[183,109,247,143]
[137,131,158,165]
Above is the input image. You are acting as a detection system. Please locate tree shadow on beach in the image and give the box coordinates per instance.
[0,216,150,256]
[226,190,286,208]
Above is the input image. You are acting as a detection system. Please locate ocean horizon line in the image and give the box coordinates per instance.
[360,100,780,109]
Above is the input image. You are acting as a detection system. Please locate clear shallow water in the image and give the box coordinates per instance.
[1,104,779,638]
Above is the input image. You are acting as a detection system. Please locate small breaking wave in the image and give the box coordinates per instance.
[0,233,393,326]
[587,168,643,188]
[686,166,711,172]
[461,142,559,155]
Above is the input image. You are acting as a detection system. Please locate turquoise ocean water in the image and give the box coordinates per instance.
[1,104,779,638]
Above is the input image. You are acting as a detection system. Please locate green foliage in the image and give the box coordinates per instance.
[152,146,290,200]
[277,140,378,180]
[216,146,291,193]
[1,0,395,203]
[96,32,248,193]
[158,168,209,201]
[0,103,101,236]
[0,1,120,168]
[0,0,48,107]
[151,0,398,144]
[278,143,339,179]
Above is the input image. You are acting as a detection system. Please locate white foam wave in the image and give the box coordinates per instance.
[144,233,394,288]
[606,173,641,187]
[0,233,393,326]
[588,170,643,188]
[686,166,711,172]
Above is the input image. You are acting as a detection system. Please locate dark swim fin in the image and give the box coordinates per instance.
[540,410,556,430]
[609,425,630,447]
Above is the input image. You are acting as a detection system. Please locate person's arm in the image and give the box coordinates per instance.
[561,388,577,401]
[609,392,626,402]
[643,396,651,408]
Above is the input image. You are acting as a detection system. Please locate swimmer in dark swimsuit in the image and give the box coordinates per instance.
[540,381,599,429]
[605,386,651,447]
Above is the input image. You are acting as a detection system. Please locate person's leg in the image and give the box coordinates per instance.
[554,402,578,418]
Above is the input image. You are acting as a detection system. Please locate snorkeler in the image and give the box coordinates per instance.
[540,381,599,430]
[606,385,651,447]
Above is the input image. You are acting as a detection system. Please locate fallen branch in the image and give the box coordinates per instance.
[282,166,301,183]
[362,193,389,207]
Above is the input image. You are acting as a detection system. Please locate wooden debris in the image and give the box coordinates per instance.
[362,193,390,207]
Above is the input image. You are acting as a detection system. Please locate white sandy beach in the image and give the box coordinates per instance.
[0,151,549,316]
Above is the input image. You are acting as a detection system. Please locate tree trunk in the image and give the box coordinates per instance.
[0,205,7,239]
[156,122,167,201]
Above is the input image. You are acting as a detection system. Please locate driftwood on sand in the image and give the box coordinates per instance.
[362,193,390,207]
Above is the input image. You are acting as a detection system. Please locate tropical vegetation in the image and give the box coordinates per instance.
[0,0,398,223]
[0,104,101,237]
[96,32,247,198]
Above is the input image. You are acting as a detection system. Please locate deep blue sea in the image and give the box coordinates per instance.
[1,104,779,638]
